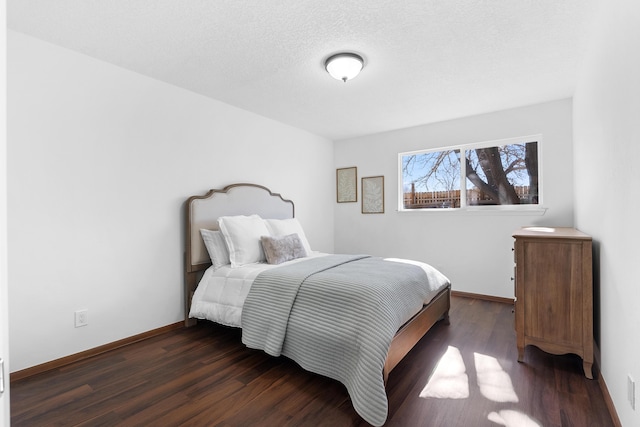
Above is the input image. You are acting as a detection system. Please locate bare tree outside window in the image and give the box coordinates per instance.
[402,150,460,208]
[400,140,539,210]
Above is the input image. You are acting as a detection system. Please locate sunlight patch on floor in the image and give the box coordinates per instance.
[474,352,519,403]
[488,409,542,427]
[420,346,469,399]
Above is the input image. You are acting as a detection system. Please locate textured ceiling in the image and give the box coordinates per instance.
[8,0,597,140]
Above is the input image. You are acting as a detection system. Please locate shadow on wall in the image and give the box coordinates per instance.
[591,239,601,353]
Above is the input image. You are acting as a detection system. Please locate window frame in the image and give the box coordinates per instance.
[397,135,544,213]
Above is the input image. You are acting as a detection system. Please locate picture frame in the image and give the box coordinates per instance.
[362,175,384,214]
[336,167,357,203]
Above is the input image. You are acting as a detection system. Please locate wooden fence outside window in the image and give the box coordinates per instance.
[403,185,531,209]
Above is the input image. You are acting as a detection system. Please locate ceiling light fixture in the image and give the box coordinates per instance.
[325,53,364,82]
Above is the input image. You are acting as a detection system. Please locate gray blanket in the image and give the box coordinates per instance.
[241,254,450,426]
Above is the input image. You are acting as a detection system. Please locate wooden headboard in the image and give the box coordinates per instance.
[184,183,294,325]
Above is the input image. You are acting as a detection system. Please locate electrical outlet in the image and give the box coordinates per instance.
[75,309,88,328]
[628,374,636,410]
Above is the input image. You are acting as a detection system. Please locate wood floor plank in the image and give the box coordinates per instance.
[11,296,616,426]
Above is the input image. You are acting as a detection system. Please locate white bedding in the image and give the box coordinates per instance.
[188,252,447,329]
[188,252,328,327]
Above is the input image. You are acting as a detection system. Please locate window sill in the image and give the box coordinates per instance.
[397,207,548,216]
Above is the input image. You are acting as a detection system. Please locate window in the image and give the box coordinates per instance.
[399,136,540,211]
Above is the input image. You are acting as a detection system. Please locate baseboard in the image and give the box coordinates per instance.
[451,290,514,305]
[10,321,183,382]
[592,343,623,427]
[598,371,623,427]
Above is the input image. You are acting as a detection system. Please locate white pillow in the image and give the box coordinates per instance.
[264,218,312,255]
[218,215,271,268]
[199,229,231,269]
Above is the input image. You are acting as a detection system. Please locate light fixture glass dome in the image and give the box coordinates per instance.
[325,53,364,82]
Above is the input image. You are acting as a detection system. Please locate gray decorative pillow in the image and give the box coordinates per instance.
[260,233,308,265]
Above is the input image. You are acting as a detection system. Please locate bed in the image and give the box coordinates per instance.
[184,183,451,426]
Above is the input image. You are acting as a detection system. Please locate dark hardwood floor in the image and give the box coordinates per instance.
[11,296,615,426]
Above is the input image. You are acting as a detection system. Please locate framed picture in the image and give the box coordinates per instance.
[362,176,384,214]
[336,167,357,203]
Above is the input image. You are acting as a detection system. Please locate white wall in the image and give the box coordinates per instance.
[573,0,640,425]
[334,99,574,298]
[7,31,334,372]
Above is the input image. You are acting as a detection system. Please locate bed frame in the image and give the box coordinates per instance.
[184,183,450,382]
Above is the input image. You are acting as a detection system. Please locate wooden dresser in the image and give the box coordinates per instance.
[512,227,593,379]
